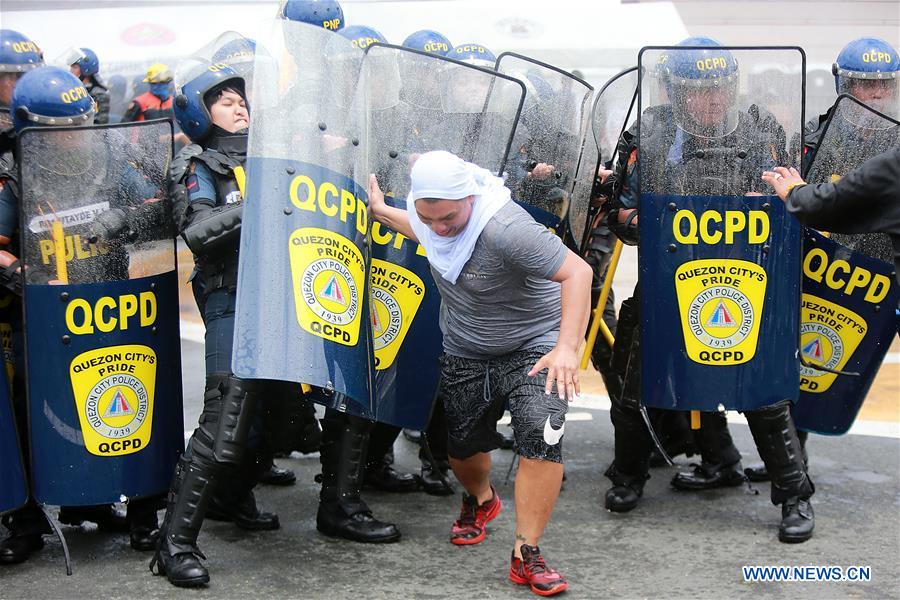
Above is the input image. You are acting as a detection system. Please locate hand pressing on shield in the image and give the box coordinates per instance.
[367,174,418,243]
[762,166,806,201]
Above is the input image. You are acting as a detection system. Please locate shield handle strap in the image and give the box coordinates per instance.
[580,240,623,370]
[799,355,860,377]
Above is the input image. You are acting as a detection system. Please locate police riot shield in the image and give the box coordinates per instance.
[233,20,375,418]
[0,364,27,515]
[805,95,900,262]
[495,53,592,248]
[417,52,525,175]
[363,44,524,428]
[17,120,183,505]
[792,96,900,434]
[794,230,898,434]
[592,67,641,170]
[637,47,805,411]
[582,66,641,247]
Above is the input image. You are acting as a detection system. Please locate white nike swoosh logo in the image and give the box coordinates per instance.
[543,417,565,446]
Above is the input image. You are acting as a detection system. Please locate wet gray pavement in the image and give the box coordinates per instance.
[1,338,898,599]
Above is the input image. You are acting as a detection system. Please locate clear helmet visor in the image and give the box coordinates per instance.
[439,67,493,113]
[398,53,442,108]
[53,47,88,72]
[838,76,899,120]
[671,77,740,138]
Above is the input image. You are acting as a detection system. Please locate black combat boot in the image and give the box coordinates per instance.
[317,410,401,543]
[364,424,419,492]
[746,402,815,543]
[150,455,215,588]
[779,497,815,543]
[604,398,652,512]
[0,503,51,565]
[259,461,297,486]
[127,496,162,551]
[206,486,279,531]
[420,459,454,496]
[672,411,745,490]
[364,450,420,493]
[671,460,746,490]
[604,463,649,512]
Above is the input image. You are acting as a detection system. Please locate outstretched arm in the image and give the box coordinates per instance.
[367,174,418,243]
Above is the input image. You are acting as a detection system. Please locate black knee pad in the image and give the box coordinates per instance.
[194,373,263,467]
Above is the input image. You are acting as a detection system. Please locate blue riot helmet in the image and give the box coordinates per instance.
[0,30,43,74]
[833,38,899,116]
[11,66,95,132]
[403,30,453,56]
[339,25,386,50]
[0,30,44,107]
[664,38,740,137]
[174,60,246,143]
[57,47,100,79]
[278,0,344,31]
[452,43,496,69]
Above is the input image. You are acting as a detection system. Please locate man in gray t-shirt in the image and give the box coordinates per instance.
[369,151,592,597]
[434,201,567,359]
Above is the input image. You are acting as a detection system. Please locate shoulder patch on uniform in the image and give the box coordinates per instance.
[185,173,199,192]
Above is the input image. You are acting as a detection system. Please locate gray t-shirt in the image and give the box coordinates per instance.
[432,201,568,359]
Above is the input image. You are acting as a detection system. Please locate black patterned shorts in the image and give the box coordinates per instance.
[439,346,568,463]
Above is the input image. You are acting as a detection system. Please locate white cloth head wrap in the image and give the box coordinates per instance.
[406,151,510,284]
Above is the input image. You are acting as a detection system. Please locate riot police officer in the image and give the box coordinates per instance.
[745,37,899,482]
[61,47,110,125]
[149,61,291,587]
[270,2,407,544]
[602,40,815,543]
[0,66,164,564]
[0,30,43,180]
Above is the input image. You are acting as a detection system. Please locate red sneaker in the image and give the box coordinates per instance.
[509,544,568,596]
[449,487,501,545]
